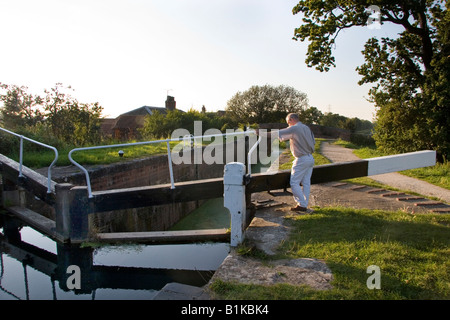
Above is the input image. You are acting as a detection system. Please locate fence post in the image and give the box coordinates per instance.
[224,162,246,247]
[55,184,90,243]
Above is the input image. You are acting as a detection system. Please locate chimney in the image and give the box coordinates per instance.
[165,95,176,111]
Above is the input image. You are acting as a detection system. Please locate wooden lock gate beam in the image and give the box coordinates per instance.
[91,150,436,212]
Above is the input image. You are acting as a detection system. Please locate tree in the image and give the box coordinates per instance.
[140,109,236,139]
[299,106,323,124]
[226,84,309,124]
[0,83,103,147]
[319,112,347,128]
[0,83,43,130]
[42,83,103,146]
[292,0,449,159]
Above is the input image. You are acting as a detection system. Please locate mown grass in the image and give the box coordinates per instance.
[6,134,251,169]
[210,207,450,300]
[5,140,182,168]
[279,138,330,170]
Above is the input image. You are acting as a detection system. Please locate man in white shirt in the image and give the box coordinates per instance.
[257,113,315,212]
[278,113,315,212]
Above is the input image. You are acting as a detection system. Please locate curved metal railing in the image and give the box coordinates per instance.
[69,130,258,198]
[0,127,59,194]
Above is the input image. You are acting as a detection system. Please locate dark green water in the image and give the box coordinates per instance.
[169,158,278,232]
[0,213,229,300]
[170,198,230,230]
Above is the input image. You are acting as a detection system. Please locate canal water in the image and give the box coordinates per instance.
[169,159,276,231]
[0,212,229,300]
[0,156,278,300]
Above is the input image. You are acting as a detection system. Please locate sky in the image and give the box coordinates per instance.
[0,0,404,121]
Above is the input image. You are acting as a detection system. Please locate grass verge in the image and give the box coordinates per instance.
[209,207,450,300]
[279,138,330,170]
[333,139,449,190]
[6,140,182,168]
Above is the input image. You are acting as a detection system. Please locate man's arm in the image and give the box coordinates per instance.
[255,128,287,141]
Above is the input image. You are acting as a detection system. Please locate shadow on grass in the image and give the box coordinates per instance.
[281,207,449,299]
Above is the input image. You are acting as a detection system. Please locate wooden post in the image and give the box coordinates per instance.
[0,170,23,208]
[55,183,73,241]
[224,162,246,247]
[55,184,90,243]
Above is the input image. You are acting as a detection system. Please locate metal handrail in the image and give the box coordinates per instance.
[0,127,59,194]
[69,130,256,198]
[247,136,262,175]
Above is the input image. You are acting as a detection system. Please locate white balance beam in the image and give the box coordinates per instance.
[367,150,436,176]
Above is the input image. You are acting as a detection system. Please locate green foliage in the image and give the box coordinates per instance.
[140,108,238,139]
[298,106,322,124]
[41,83,103,146]
[292,0,450,159]
[0,83,43,130]
[349,133,375,147]
[0,83,103,148]
[141,85,373,142]
[225,84,309,124]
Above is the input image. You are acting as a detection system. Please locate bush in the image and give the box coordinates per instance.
[350,133,375,147]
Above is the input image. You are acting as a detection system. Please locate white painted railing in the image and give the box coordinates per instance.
[0,127,59,194]
[69,130,258,198]
[247,136,262,175]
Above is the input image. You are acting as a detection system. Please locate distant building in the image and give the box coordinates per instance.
[165,95,176,111]
[101,96,179,141]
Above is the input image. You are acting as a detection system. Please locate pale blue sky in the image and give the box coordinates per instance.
[0,0,403,121]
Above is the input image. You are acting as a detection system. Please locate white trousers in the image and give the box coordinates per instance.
[290,154,314,207]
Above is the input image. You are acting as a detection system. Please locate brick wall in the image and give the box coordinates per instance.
[57,143,242,233]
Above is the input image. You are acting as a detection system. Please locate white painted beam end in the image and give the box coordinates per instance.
[367,150,436,176]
